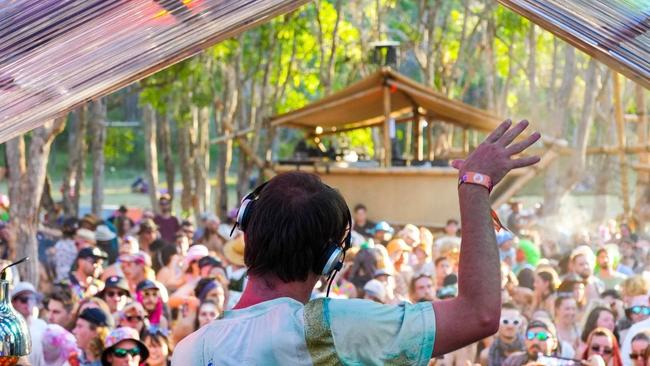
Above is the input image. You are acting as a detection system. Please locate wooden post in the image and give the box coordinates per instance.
[614,73,630,215]
[382,85,392,167]
[427,118,435,161]
[413,107,423,161]
[462,128,469,154]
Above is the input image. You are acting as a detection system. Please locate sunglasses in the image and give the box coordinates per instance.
[106,290,127,298]
[629,352,644,360]
[113,346,140,358]
[526,331,550,341]
[627,306,650,316]
[126,315,144,322]
[501,318,521,326]
[590,345,613,355]
[14,296,32,304]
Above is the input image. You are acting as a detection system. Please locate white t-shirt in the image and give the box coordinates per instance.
[172,297,436,365]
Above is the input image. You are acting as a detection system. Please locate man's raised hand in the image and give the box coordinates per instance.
[451,119,541,186]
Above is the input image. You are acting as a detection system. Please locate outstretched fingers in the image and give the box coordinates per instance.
[509,155,541,169]
[505,132,541,155]
[485,119,512,143]
[497,120,529,147]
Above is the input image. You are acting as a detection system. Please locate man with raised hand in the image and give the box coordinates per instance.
[173,119,541,365]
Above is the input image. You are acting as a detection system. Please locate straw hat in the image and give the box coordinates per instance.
[224,236,245,267]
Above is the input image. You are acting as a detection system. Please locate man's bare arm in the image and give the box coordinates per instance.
[432,120,541,356]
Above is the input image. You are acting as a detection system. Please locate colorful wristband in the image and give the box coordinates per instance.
[458,172,493,192]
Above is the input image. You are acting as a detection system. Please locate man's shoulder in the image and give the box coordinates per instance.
[502,351,528,366]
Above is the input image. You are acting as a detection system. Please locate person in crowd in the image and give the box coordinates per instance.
[570,248,605,302]
[73,308,112,366]
[54,217,79,281]
[532,268,559,316]
[114,216,133,242]
[120,251,152,292]
[137,219,159,255]
[352,203,374,238]
[504,319,560,366]
[80,214,99,231]
[483,302,525,366]
[385,238,412,298]
[369,221,394,246]
[136,279,169,332]
[579,306,618,355]
[95,225,118,265]
[41,323,79,366]
[197,213,223,255]
[398,224,420,248]
[621,294,650,342]
[69,247,108,298]
[223,237,247,292]
[555,295,580,353]
[193,277,226,311]
[409,273,435,303]
[559,273,589,312]
[102,236,139,281]
[117,302,149,337]
[142,330,171,366]
[195,300,219,329]
[497,230,517,268]
[101,327,149,366]
[155,244,184,291]
[362,278,386,303]
[436,219,460,246]
[411,242,433,276]
[46,285,76,330]
[627,331,650,366]
[173,232,190,258]
[100,276,131,316]
[434,256,453,290]
[12,281,47,366]
[180,220,195,245]
[596,248,628,291]
[581,327,623,366]
[153,194,181,244]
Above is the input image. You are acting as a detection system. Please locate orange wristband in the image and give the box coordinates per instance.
[459,172,493,192]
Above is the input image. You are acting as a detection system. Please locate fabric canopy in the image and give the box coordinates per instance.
[498,0,649,89]
[271,68,502,133]
[0,0,310,143]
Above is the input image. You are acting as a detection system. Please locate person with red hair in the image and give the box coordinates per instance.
[582,327,623,366]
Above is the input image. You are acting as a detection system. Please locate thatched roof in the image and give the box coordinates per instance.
[498,0,649,89]
[271,68,501,133]
[0,0,309,142]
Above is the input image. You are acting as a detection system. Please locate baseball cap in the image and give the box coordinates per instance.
[136,279,158,292]
[119,251,152,267]
[77,247,108,261]
[11,281,36,299]
[363,279,386,302]
[102,276,131,296]
[198,256,222,269]
[79,308,110,327]
[527,318,557,338]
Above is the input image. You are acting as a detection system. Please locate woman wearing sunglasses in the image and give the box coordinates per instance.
[101,327,149,366]
[581,327,623,366]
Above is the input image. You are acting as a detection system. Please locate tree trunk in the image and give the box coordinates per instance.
[90,98,107,217]
[143,104,160,213]
[6,117,66,286]
[158,112,175,201]
[484,10,496,111]
[178,122,195,215]
[193,106,210,215]
[62,106,87,218]
[543,45,576,215]
[40,176,58,227]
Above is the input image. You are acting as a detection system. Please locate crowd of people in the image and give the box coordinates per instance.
[2,187,650,365]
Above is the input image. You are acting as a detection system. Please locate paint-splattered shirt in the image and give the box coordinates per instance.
[171,297,436,365]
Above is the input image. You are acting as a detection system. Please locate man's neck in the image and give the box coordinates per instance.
[74,270,90,286]
[234,275,316,309]
[499,334,516,344]
[600,267,612,276]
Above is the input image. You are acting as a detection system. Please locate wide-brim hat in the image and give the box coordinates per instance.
[101,327,149,366]
[224,236,245,266]
[95,225,116,242]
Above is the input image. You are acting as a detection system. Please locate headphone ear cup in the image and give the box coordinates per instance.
[321,245,343,276]
[237,199,255,232]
